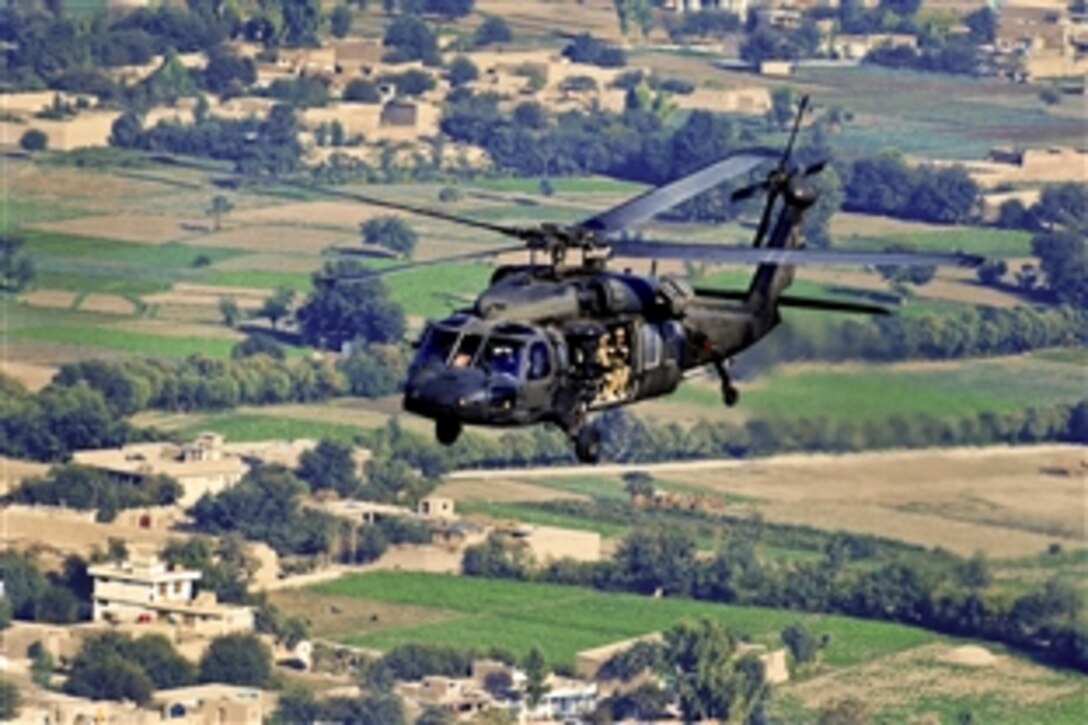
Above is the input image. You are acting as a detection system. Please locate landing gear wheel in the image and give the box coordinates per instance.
[436,419,462,446]
[575,426,602,464]
[723,385,739,407]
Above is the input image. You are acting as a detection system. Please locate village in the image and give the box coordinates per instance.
[1,0,1086,722]
[1,429,794,723]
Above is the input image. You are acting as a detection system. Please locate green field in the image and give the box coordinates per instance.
[312,572,935,666]
[797,66,1086,159]
[675,357,1086,422]
[12,324,238,359]
[1,200,90,232]
[179,413,368,443]
[471,177,647,196]
[841,228,1034,259]
[458,501,630,539]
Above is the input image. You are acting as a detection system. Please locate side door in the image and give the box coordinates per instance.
[520,339,555,412]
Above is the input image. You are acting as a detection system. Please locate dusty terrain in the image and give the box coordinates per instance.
[448,445,1087,557]
[785,641,1084,715]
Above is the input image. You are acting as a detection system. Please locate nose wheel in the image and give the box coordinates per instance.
[436,418,462,446]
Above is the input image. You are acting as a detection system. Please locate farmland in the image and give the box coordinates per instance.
[276,571,1088,722]
[295,571,937,666]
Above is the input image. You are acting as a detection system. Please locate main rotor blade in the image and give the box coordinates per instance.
[318,244,527,283]
[150,154,529,241]
[693,287,892,315]
[608,241,984,268]
[578,150,778,234]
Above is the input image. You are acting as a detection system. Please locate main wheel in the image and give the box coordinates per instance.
[723,385,739,407]
[436,418,462,446]
[574,427,602,464]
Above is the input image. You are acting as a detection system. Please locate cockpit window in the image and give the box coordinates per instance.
[479,337,524,377]
[416,327,459,366]
[451,333,484,368]
[528,341,551,380]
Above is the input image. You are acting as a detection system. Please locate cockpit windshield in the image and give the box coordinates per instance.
[415,326,460,367]
[414,318,535,378]
[478,337,525,377]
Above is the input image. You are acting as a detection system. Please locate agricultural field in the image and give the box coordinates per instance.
[666,355,1088,422]
[439,445,1087,559]
[274,571,1087,723]
[791,65,1087,159]
[286,571,936,666]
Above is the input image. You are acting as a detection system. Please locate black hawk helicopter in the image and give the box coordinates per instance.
[162,98,981,463]
[302,98,983,462]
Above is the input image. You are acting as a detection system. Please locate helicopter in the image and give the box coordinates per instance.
[308,98,983,462]
[159,98,982,463]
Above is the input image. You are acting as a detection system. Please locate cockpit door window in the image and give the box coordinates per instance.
[528,341,552,380]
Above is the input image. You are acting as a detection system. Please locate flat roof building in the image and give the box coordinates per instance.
[90,549,254,637]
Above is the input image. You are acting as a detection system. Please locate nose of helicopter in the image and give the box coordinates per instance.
[403,366,491,420]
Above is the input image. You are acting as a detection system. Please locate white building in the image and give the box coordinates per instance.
[89,550,254,636]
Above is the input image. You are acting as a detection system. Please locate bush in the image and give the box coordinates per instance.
[343,78,382,103]
[19,128,48,151]
[199,633,273,687]
[474,15,512,47]
[562,34,627,68]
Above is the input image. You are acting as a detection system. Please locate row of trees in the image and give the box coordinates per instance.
[464,524,1087,672]
[5,465,181,522]
[63,631,273,706]
[742,305,1086,368]
[843,152,980,223]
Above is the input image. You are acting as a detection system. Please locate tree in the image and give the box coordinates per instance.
[663,619,767,722]
[0,680,20,721]
[297,261,406,349]
[1032,230,1087,307]
[1032,183,1088,231]
[231,333,286,360]
[474,15,512,47]
[462,533,531,580]
[66,651,154,705]
[258,287,295,329]
[379,68,436,97]
[344,78,382,103]
[0,235,35,292]
[975,258,1007,287]
[199,633,273,687]
[996,199,1032,230]
[190,465,334,555]
[383,14,439,64]
[30,645,54,688]
[622,471,654,498]
[781,622,823,666]
[281,0,322,47]
[203,48,257,95]
[877,244,936,287]
[448,55,478,87]
[218,296,242,327]
[206,194,234,231]
[330,4,353,38]
[768,86,797,130]
[523,646,550,709]
[614,0,654,37]
[297,438,359,496]
[361,216,418,258]
[19,128,48,151]
[614,526,697,595]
